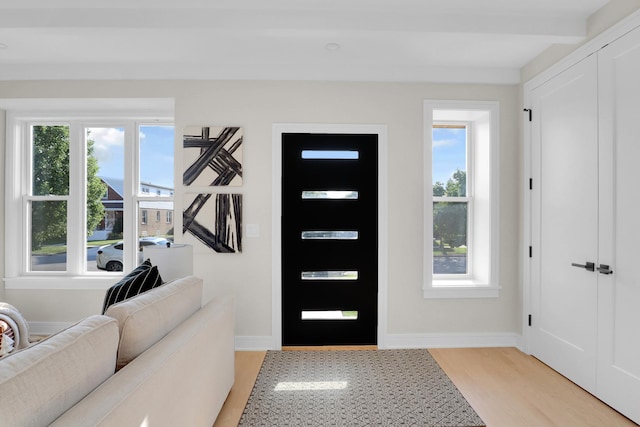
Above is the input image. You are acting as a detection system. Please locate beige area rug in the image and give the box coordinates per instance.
[239,349,485,426]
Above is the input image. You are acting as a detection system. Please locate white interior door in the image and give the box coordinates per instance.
[530,54,599,393]
[596,25,640,423]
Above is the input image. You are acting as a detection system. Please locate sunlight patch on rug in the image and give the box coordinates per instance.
[275,381,349,391]
[239,349,485,426]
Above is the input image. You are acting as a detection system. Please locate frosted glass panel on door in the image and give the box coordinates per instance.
[301,150,359,160]
[301,191,358,200]
[301,231,359,240]
[301,271,358,280]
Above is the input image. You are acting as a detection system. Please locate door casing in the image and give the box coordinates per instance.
[272,123,388,350]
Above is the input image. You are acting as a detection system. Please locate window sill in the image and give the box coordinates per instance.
[423,280,500,299]
[4,275,122,290]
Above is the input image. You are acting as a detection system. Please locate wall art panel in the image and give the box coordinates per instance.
[183,126,243,186]
[183,193,242,253]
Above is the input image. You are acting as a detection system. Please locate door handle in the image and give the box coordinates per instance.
[597,264,613,275]
[571,262,595,272]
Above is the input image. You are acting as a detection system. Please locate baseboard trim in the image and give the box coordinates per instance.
[384,332,522,349]
[235,333,523,351]
[235,336,275,351]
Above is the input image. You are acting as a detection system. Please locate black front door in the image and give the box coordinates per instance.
[281,133,378,346]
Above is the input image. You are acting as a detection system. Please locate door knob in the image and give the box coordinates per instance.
[597,264,613,275]
[571,262,595,272]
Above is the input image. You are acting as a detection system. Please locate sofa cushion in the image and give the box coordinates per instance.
[104,275,203,370]
[0,315,119,427]
[102,259,163,314]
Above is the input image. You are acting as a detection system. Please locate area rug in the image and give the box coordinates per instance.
[239,349,485,426]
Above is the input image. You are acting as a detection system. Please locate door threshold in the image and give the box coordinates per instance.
[282,345,378,351]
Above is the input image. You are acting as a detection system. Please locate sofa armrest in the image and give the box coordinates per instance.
[0,315,119,427]
[51,295,235,427]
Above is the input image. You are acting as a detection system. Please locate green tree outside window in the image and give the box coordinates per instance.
[31,126,106,250]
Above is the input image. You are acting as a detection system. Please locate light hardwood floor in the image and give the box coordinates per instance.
[213,348,637,427]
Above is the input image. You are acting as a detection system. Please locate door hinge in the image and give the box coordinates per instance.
[523,108,532,122]
[529,178,533,190]
[528,314,532,327]
[529,246,532,258]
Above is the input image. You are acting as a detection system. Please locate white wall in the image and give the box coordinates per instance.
[0,80,520,345]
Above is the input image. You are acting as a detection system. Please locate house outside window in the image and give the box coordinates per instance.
[424,100,500,298]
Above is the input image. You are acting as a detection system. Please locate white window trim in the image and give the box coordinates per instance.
[423,100,500,298]
[3,98,174,290]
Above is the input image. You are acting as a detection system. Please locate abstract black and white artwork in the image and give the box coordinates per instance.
[183,193,242,253]
[183,126,243,186]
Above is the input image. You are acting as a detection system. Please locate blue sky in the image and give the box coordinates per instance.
[432,127,466,184]
[90,125,175,189]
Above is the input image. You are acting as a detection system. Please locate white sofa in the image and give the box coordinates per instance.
[0,276,235,427]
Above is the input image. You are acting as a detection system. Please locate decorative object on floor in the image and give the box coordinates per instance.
[143,243,193,283]
[0,302,31,355]
[183,193,242,253]
[183,126,243,187]
[0,320,15,356]
[239,349,485,427]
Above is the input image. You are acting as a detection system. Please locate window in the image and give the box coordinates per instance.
[166,211,173,224]
[432,124,470,276]
[29,125,71,272]
[141,210,148,224]
[4,100,174,288]
[424,101,500,298]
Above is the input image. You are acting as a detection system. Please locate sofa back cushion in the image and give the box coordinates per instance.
[0,315,119,427]
[104,275,203,370]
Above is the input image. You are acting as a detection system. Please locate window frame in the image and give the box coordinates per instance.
[423,100,500,298]
[4,103,174,290]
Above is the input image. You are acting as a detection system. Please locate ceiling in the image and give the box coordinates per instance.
[0,0,611,84]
